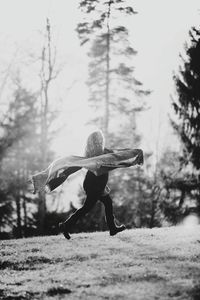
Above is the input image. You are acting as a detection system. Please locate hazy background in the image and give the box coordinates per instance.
[0,0,200,238]
[0,0,199,157]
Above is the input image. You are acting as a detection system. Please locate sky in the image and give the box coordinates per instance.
[0,0,199,160]
[132,0,200,157]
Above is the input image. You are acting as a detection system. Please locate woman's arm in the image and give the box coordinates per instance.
[48,166,81,191]
[104,148,114,154]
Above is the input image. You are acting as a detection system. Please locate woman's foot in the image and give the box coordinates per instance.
[59,222,71,239]
[110,225,126,236]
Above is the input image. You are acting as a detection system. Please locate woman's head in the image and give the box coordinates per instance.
[85,130,105,158]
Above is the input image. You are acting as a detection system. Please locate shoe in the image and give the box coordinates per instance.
[110,225,126,236]
[59,222,71,240]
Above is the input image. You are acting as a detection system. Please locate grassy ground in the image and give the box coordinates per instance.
[0,225,200,300]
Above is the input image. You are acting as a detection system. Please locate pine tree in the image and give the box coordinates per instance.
[77,0,149,144]
[171,26,200,215]
[172,27,200,170]
[76,0,151,229]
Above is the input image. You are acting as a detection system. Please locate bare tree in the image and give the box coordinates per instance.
[37,18,59,234]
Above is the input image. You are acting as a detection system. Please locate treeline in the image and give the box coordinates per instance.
[0,19,59,238]
[0,1,200,239]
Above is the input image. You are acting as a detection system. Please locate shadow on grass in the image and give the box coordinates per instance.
[0,290,39,300]
[190,284,200,300]
[46,286,72,296]
[99,272,166,286]
[0,252,99,272]
[68,253,98,262]
[0,256,63,271]
[0,286,72,299]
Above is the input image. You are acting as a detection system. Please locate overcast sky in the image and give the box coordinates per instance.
[132,0,200,156]
[0,0,199,161]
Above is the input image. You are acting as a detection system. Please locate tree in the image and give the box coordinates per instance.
[172,27,200,170]
[76,0,151,230]
[0,79,42,237]
[171,26,200,213]
[37,18,60,234]
[0,79,32,233]
[0,189,13,233]
[77,0,149,144]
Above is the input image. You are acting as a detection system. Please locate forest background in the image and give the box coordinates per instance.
[0,0,200,239]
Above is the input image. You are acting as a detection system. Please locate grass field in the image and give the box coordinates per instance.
[0,225,200,300]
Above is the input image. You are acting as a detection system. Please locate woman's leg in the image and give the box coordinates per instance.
[59,194,98,238]
[100,194,126,235]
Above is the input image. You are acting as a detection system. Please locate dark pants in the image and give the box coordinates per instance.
[63,193,116,231]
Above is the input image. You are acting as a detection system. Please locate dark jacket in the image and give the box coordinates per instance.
[83,171,109,196]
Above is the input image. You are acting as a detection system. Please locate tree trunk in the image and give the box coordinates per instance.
[37,18,53,235]
[104,0,111,143]
[22,196,27,236]
[149,199,156,229]
[179,190,186,208]
[38,190,46,235]
[16,195,22,238]
[99,1,112,231]
[37,85,49,235]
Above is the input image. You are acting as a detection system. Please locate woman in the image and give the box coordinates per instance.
[31,130,143,239]
[59,131,126,239]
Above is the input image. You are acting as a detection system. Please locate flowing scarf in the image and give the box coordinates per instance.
[31,148,143,194]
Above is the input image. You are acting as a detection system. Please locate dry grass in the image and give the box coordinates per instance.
[0,225,200,299]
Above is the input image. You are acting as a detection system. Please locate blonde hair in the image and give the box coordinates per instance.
[85,130,105,158]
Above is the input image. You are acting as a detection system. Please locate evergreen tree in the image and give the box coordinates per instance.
[77,0,149,144]
[76,0,152,230]
[172,27,200,170]
[170,27,200,216]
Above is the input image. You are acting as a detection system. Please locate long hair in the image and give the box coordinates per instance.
[85,130,105,158]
